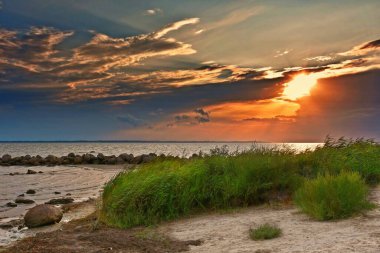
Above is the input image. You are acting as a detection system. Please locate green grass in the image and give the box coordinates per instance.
[249,223,282,240]
[100,137,380,228]
[294,171,373,220]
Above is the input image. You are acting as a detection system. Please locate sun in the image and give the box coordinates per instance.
[282,74,318,100]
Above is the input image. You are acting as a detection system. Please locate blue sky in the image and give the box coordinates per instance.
[0,0,379,141]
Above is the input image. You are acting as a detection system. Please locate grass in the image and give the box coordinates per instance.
[294,171,373,220]
[100,137,380,228]
[249,224,282,240]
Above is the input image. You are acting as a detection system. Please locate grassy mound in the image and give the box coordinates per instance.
[100,137,380,228]
[294,171,372,220]
[101,148,301,228]
[249,224,282,240]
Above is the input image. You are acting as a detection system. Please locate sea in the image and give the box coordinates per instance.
[0,142,321,245]
[0,141,321,157]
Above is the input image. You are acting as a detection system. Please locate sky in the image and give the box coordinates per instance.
[0,0,379,141]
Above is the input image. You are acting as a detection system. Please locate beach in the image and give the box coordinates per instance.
[0,164,124,246]
[2,187,380,252]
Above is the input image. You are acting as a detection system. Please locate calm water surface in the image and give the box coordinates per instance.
[0,142,322,157]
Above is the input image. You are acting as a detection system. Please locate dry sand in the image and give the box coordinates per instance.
[160,187,380,253]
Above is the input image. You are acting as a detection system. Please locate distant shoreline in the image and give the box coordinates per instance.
[0,141,321,143]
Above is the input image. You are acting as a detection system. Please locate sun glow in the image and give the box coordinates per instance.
[282,74,318,100]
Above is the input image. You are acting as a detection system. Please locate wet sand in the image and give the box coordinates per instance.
[0,164,124,245]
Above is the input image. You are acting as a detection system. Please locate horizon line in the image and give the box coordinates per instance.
[0,140,323,143]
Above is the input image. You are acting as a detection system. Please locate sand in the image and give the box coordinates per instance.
[160,187,380,253]
[2,183,380,252]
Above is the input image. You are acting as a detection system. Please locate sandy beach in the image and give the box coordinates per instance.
[2,186,379,252]
[160,187,380,253]
[0,164,124,246]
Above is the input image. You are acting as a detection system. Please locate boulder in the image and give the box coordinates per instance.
[118,153,134,163]
[24,204,63,228]
[97,153,105,163]
[141,154,155,163]
[1,154,12,163]
[15,197,35,204]
[45,197,74,205]
[73,156,83,164]
[26,189,36,194]
[82,153,96,163]
[131,155,143,164]
[45,155,56,164]
[26,169,37,174]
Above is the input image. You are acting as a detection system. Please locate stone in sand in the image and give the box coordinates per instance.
[26,189,36,194]
[15,197,35,204]
[26,169,37,174]
[6,202,17,207]
[45,197,74,205]
[24,204,63,228]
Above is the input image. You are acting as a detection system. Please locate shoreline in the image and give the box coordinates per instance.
[0,164,124,246]
[2,187,380,252]
[0,153,159,167]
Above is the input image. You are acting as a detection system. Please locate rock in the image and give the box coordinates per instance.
[28,157,40,166]
[73,156,83,164]
[1,154,12,163]
[24,204,63,228]
[45,198,74,205]
[141,154,155,163]
[105,156,117,164]
[66,193,71,196]
[131,155,143,164]
[6,202,17,207]
[18,194,25,197]
[0,219,23,229]
[26,169,37,174]
[26,189,36,194]
[15,197,35,204]
[68,153,76,158]
[45,155,58,165]
[38,171,44,173]
[54,191,61,195]
[82,153,96,163]
[118,153,134,163]
[97,153,105,163]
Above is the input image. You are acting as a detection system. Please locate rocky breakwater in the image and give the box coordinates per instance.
[0,152,162,167]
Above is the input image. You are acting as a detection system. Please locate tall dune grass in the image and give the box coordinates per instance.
[100,137,380,228]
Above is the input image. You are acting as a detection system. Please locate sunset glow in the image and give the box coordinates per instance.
[282,74,318,100]
[0,0,379,142]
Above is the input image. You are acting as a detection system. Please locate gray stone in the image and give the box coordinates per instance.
[24,204,63,228]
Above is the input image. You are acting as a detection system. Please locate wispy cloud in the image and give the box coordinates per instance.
[144,8,163,16]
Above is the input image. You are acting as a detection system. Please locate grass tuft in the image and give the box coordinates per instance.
[294,171,373,220]
[249,223,282,240]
